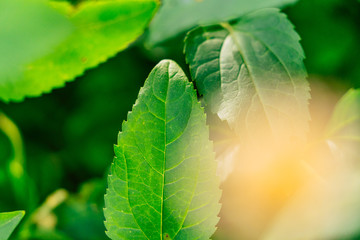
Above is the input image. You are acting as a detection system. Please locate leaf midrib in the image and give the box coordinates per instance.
[220,22,275,137]
[160,64,170,240]
[161,70,203,240]
[237,29,297,92]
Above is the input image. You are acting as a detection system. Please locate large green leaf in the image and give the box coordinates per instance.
[147,0,298,45]
[0,0,72,78]
[104,60,221,240]
[0,211,25,240]
[0,0,158,102]
[185,8,310,144]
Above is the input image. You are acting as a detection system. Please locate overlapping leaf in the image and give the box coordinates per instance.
[0,0,158,102]
[0,211,25,240]
[185,8,310,144]
[147,0,298,45]
[104,60,221,240]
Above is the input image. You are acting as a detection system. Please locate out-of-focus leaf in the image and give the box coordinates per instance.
[147,0,298,45]
[0,131,11,192]
[56,202,106,240]
[24,230,72,240]
[0,211,25,240]
[185,8,310,144]
[0,112,37,210]
[55,185,106,240]
[0,0,73,102]
[263,167,360,240]
[263,89,360,240]
[325,89,360,161]
[104,60,221,240]
[0,0,159,102]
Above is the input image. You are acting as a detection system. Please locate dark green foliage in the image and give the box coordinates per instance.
[285,0,360,86]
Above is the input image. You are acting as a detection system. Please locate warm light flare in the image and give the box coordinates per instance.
[214,81,360,240]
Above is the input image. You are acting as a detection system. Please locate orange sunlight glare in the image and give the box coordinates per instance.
[214,79,360,240]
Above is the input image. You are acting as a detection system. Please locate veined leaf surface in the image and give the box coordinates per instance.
[185,8,310,144]
[104,60,221,240]
[0,0,158,102]
[147,0,298,45]
[0,211,25,240]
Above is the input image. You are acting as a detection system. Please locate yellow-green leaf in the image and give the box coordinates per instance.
[0,211,25,240]
[0,0,158,102]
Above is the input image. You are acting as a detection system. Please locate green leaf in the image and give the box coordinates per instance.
[324,89,360,161]
[0,211,25,240]
[147,0,298,45]
[104,60,221,240]
[184,26,228,113]
[0,0,159,102]
[185,8,310,144]
[0,0,73,102]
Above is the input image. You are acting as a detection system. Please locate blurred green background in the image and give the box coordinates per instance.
[0,0,360,239]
